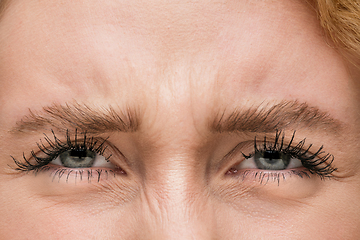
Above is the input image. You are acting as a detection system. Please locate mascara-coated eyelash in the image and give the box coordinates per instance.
[11,129,114,174]
[228,130,337,179]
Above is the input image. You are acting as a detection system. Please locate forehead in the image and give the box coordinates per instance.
[0,0,353,125]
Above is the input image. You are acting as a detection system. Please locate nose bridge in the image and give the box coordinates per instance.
[141,168,216,240]
[136,69,217,239]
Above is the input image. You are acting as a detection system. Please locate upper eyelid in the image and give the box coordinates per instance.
[11,131,119,172]
[217,133,330,171]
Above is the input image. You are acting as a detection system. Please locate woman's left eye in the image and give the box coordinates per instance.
[225,131,336,179]
[235,150,303,171]
[51,148,114,169]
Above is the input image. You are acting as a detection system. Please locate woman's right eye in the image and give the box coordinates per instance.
[51,148,115,169]
[11,130,128,183]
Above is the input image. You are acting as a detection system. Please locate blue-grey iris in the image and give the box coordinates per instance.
[59,149,96,168]
[254,150,291,170]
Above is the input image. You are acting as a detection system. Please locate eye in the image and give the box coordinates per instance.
[225,131,336,179]
[11,130,126,183]
[232,149,303,171]
[51,148,115,168]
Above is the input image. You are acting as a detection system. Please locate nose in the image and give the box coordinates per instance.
[140,171,217,240]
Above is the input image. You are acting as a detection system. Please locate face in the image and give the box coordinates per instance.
[0,0,359,239]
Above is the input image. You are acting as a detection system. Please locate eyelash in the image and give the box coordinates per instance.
[227,130,336,181]
[12,130,336,184]
[11,130,119,182]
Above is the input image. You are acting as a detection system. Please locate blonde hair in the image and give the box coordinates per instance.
[0,0,359,63]
[313,0,360,64]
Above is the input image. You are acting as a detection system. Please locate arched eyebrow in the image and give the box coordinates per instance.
[211,100,343,134]
[11,102,140,134]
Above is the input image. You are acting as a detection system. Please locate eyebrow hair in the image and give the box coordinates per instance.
[12,100,341,136]
[11,102,140,134]
[211,100,342,133]
[0,0,11,20]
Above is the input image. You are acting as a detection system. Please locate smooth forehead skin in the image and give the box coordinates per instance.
[0,0,360,239]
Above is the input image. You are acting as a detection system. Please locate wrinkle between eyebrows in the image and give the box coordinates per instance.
[211,100,342,133]
[11,102,140,134]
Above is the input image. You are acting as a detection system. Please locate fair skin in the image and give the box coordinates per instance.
[0,0,360,239]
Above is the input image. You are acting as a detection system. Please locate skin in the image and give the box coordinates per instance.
[0,0,360,239]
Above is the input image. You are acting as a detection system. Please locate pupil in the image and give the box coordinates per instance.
[263,150,281,162]
[254,150,291,170]
[59,149,96,168]
[70,149,88,160]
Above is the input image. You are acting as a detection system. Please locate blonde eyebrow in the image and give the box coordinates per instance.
[211,100,342,134]
[11,102,140,134]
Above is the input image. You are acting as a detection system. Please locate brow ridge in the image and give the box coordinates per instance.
[211,100,342,133]
[12,102,140,134]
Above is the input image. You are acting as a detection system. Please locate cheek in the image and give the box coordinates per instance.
[213,180,360,239]
[213,198,352,239]
[0,192,144,239]
[0,175,142,239]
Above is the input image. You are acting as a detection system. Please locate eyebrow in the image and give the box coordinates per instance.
[211,100,342,133]
[11,102,140,134]
[0,0,11,20]
[12,100,341,135]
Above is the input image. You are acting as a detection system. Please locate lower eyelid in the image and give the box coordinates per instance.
[43,166,123,184]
